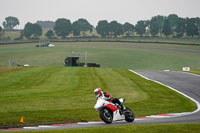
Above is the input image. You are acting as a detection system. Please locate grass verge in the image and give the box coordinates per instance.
[189,69,200,75]
[0,67,196,128]
[1,42,200,70]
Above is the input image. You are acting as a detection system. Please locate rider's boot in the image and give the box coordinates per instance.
[120,105,126,114]
[116,104,123,115]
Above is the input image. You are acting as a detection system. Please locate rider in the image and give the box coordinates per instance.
[94,88,125,112]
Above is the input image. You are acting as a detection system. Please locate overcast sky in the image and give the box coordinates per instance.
[0,0,200,29]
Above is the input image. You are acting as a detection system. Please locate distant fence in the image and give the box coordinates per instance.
[51,39,200,46]
[1,38,200,46]
[0,40,38,45]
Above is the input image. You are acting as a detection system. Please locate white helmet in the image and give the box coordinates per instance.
[94,88,102,98]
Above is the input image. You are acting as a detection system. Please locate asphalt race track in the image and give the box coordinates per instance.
[131,70,200,124]
[2,70,200,131]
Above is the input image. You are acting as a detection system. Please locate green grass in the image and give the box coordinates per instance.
[0,67,196,128]
[1,42,200,70]
[189,69,200,75]
[1,123,200,133]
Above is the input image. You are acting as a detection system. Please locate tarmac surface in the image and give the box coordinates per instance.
[131,70,200,124]
[2,70,200,131]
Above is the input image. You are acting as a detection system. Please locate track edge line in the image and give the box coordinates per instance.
[128,69,200,116]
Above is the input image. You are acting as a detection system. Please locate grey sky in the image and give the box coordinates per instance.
[0,0,200,29]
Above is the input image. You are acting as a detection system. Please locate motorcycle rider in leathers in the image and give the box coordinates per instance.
[94,88,125,112]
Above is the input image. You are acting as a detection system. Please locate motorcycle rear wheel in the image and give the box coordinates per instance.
[124,107,135,122]
[99,108,113,124]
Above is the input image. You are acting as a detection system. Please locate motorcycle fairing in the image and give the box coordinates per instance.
[105,104,118,112]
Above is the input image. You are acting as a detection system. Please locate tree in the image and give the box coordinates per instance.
[22,22,33,39]
[45,30,55,39]
[72,18,93,36]
[150,22,159,36]
[135,21,146,36]
[149,17,159,36]
[109,21,123,37]
[54,18,72,38]
[149,15,165,36]
[3,16,19,29]
[194,17,200,36]
[32,23,42,38]
[175,18,186,37]
[96,20,110,37]
[186,18,199,37]
[0,26,3,39]
[22,22,42,39]
[123,22,135,37]
[168,14,179,36]
[162,19,172,36]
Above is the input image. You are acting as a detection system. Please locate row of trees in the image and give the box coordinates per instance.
[146,14,200,37]
[96,14,200,37]
[22,22,42,39]
[2,14,200,39]
[96,21,134,37]
[22,18,93,39]
[49,15,199,38]
[53,18,93,38]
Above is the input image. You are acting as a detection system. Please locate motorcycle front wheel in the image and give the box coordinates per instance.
[99,108,113,124]
[124,107,135,122]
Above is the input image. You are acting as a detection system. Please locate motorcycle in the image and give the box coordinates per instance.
[94,97,135,124]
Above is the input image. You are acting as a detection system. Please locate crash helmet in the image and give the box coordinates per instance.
[94,88,102,98]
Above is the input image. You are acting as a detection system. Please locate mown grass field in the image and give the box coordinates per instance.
[1,123,199,133]
[0,67,196,128]
[0,42,200,70]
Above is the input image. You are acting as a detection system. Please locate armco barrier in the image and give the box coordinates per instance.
[1,39,200,46]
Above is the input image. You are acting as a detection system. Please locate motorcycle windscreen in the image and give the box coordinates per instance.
[105,104,118,112]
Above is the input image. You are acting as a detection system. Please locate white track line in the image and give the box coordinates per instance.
[88,121,104,124]
[23,127,41,130]
[77,122,90,124]
[146,116,172,118]
[38,125,59,128]
[129,69,200,117]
